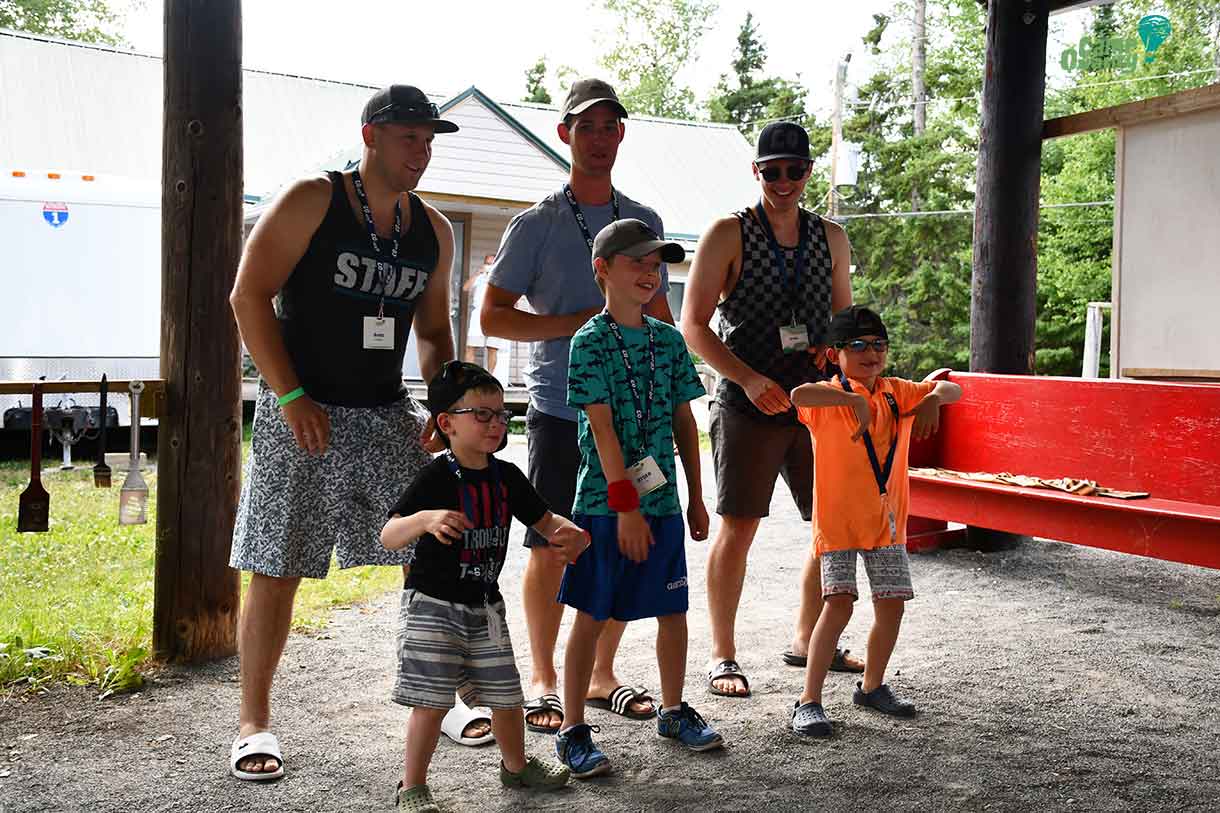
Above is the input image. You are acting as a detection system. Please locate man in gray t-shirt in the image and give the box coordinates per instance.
[482,79,673,732]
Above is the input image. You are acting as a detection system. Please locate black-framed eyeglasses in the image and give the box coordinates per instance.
[835,339,890,353]
[756,162,810,182]
[448,407,513,425]
[367,101,440,123]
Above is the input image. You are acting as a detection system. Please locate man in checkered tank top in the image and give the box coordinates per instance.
[679,122,858,698]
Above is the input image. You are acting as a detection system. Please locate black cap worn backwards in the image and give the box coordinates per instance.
[755,121,811,163]
[592,218,685,264]
[362,85,459,133]
[427,361,502,419]
[829,305,889,344]
[561,78,629,121]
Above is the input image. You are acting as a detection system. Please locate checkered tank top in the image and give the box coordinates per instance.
[714,206,835,425]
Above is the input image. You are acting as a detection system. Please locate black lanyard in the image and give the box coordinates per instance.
[754,202,808,323]
[444,450,504,528]
[564,183,619,253]
[839,373,899,497]
[602,313,656,461]
[352,169,402,318]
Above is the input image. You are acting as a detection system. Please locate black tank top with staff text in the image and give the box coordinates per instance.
[276,171,440,407]
[714,206,834,425]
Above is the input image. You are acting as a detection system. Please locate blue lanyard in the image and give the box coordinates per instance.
[444,450,504,527]
[352,169,402,318]
[839,373,899,496]
[564,184,619,253]
[602,313,656,461]
[754,202,807,323]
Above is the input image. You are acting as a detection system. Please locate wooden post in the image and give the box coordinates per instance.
[154,0,243,662]
[911,0,926,210]
[970,0,1050,375]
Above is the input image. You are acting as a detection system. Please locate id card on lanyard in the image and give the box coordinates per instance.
[602,314,667,498]
[839,374,901,542]
[352,169,401,350]
[755,203,810,353]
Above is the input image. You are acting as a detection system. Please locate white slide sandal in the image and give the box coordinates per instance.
[230,731,285,781]
[440,697,495,747]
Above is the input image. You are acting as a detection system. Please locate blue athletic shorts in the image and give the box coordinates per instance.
[558,513,689,622]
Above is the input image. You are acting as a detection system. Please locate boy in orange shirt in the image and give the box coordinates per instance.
[789,305,961,737]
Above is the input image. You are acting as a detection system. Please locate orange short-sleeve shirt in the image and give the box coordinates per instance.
[796,377,935,555]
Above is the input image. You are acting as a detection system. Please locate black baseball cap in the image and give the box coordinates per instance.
[561,78,629,121]
[756,121,811,163]
[592,219,684,264]
[829,305,889,343]
[362,85,459,133]
[427,361,502,419]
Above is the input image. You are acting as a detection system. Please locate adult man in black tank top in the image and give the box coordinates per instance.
[227,85,457,779]
[680,122,856,698]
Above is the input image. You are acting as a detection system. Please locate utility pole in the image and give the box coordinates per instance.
[912,0,927,210]
[829,54,850,218]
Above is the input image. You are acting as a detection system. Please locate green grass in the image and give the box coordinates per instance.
[0,441,401,696]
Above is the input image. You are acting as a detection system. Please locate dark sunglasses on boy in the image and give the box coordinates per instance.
[835,338,890,353]
[756,162,810,182]
[448,407,513,425]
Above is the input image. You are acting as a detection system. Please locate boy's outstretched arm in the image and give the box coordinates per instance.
[530,511,592,564]
[671,402,709,541]
[585,403,654,564]
[903,381,964,441]
[791,382,872,441]
[381,510,472,551]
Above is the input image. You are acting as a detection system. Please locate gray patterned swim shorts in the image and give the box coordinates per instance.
[229,385,432,579]
[820,544,915,601]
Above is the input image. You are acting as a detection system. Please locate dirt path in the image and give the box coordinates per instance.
[2,440,1219,812]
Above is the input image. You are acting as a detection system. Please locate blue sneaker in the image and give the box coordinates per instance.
[555,723,611,778]
[656,703,724,752]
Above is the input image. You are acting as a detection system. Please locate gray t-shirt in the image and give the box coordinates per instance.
[489,188,670,421]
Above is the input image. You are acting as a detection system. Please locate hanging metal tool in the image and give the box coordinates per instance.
[94,374,112,487]
[17,383,50,533]
[119,380,148,525]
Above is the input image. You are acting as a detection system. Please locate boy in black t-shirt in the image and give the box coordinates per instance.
[381,362,588,811]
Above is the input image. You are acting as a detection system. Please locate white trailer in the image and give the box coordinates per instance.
[1,170,160,427]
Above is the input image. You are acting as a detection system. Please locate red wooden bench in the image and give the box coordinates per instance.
[906,370,1220,569]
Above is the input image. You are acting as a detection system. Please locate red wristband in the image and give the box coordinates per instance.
[607,479,640,513]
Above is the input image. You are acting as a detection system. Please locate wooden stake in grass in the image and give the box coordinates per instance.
[93,374,112,488]
[17,382,50,533]
[119,380,148,525]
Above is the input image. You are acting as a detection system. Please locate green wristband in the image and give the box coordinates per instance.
[277,387,306,407]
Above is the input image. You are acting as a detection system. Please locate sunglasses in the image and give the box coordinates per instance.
[756,163,810,182]
[448,407,513,425]
[835,339,890,353]
[367,101,440,123]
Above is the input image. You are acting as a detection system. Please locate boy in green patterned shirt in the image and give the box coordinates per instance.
[554,219,724,779]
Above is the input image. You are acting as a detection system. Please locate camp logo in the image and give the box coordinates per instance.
[1060,15,1171,73]
[42,202,69,228]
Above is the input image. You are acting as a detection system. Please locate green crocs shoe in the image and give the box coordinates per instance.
[396,782,440,813]
[500,755,571,789]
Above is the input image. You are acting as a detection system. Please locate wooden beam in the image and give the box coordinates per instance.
[154,0,243,663]
[0,380,165,418]
[1044,82,1220,140]
[970,0,1050,375]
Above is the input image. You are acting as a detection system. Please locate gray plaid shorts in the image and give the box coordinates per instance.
[229,385,432,579]
[820,544,914,601]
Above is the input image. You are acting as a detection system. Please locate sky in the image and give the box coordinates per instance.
[122,0,895,118]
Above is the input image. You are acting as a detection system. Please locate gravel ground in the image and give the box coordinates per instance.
[2,438,1219,812]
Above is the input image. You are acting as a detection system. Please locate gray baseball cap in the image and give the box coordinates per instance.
[593,219,684,263]
[561,78,629,120]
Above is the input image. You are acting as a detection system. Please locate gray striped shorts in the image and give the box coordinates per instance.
[821,544,915,601]
[229,385,432,579]
[392,589,524,710]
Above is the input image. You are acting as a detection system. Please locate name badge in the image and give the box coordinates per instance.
[363,316,395,350]
[627,455,667,497]
[779,323,809,354]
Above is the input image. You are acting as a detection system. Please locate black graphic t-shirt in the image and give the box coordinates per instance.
[388,455,549,605]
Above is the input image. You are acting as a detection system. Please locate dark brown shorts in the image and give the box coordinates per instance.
[709,401,813,520]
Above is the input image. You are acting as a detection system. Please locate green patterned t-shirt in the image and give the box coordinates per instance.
[567,314,706,517]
